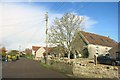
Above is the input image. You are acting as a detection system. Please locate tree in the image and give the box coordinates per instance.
[48,13,84,59]
[2,47,6,53]
[51,45,65,58]
[8,50,19,56]
[1,47,6,57]
[25,48,32,55]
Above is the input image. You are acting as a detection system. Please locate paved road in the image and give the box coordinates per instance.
[0,61,2,79]
[2,58,68,78]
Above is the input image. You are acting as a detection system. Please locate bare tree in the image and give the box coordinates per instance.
[48,13,84,59]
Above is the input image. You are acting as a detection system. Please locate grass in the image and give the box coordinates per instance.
[39,60,74,78]
[39,62,72,78]
[25,54,34,60]
[39,62,52,69]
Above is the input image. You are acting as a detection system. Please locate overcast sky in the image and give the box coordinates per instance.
[0,2,118,50]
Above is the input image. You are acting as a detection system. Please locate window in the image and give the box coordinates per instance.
[96,46,99,53]
[96,46,99,49]
[105,47,107,50]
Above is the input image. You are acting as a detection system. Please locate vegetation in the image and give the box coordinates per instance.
[50,45,65,58]
[81,48,89,58]
[0,47,7,61]
[39,62,51,69]
[25,48,32,55]
[25,54,34,59]
[49,13,84,58]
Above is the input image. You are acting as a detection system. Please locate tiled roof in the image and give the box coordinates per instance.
[43,47,53,53]
[80,31,117,47]
[32,46,53,53]
[32,46,41,52]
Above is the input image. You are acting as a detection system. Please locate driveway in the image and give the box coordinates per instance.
[2,58,68,78]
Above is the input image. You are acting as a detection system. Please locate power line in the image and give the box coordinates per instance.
[1,20,44,38]
[55,2,65,13]
[0,17,44,27]
[73,3,91,13]
[25,24,40,49]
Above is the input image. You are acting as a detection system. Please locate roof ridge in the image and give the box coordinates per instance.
[80,31,113,40]
[80,31,117,47]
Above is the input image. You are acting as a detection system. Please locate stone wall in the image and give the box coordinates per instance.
[73,63,118,78]
[48,59,73,74]
[46,58,119,78]
[73,59,118,78]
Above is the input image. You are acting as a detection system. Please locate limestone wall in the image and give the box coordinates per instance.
[73,62,118,78]
[48,59,73,74]
[48,58,118,78]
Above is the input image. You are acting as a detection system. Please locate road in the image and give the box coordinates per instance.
[2,58,68,78]
[0,61,2,80]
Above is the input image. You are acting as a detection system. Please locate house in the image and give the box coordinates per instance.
[32,46,53,60]
[109,43,120,60]
[32,46,45,60]
[71,31,117,59]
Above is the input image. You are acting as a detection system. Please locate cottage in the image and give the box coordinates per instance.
[71,31,117,59]
[32,46,45,60]
[32,46,53,60]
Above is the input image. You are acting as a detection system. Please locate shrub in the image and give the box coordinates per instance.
[2,52,6,57]
[26,54,34,59]
[81,48,89,58]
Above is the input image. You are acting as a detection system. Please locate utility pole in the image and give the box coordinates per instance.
[45,12,48,64]
[19,45,21,54]
[19,45,21,59]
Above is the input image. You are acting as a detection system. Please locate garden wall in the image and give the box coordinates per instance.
[47,58,119,78]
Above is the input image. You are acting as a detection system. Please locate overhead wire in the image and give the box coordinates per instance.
[1,20,44,38]
[0,15,44,27]
[2,2,91,49]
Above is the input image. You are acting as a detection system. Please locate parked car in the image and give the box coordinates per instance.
[6,53,20,62]
[97,55,120,66]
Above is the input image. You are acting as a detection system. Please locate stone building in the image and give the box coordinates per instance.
[71,31,117,59]
[109,42,120,60]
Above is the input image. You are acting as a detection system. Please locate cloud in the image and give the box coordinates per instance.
[0,3,97,50]
[81,15,98,29]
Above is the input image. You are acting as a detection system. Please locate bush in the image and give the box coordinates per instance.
[2,52,6,57]
[81,48,89,58]
[26,54,34,59]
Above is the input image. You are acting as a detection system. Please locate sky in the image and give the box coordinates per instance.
[0,2,118,50]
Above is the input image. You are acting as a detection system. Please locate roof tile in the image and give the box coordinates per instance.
[80,31,117,47]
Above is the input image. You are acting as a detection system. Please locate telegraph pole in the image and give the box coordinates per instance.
[19,45,21,54]
[19,45,21,59]
[45,12,48,64]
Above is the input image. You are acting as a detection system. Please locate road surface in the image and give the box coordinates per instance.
[2,58,68,78]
